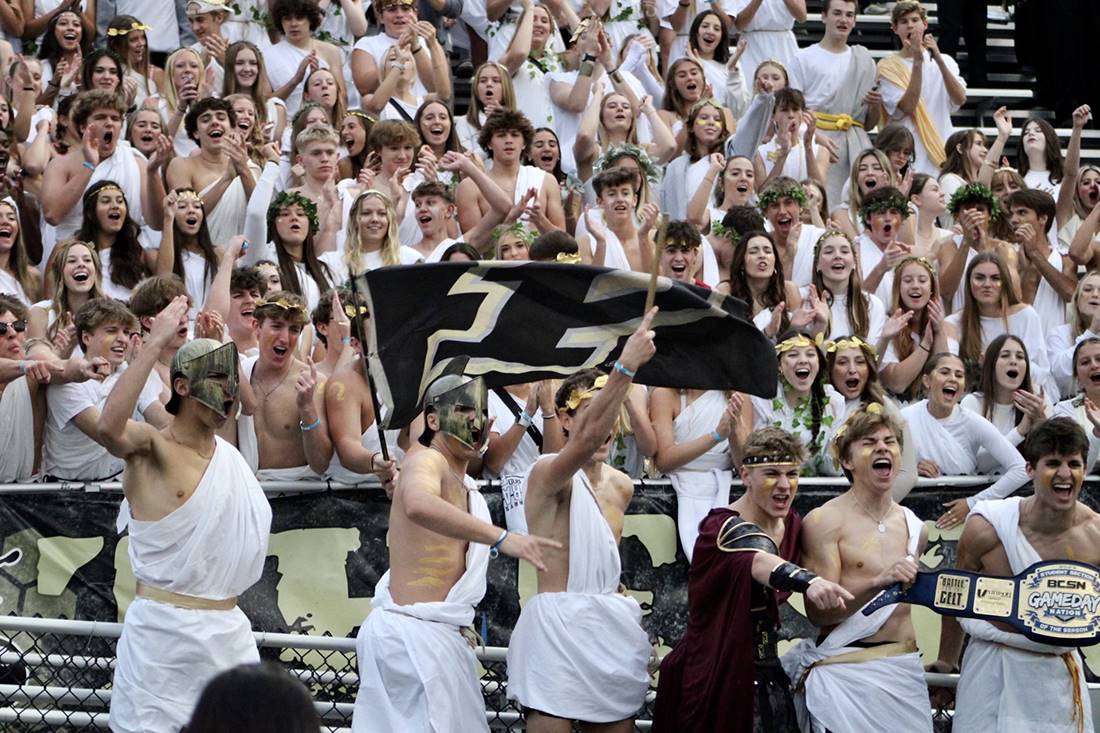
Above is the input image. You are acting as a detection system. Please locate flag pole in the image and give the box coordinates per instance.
[644,214,665,312]
[348,273,390,463]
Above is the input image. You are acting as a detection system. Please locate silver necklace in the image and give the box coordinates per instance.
[855,497,892,533]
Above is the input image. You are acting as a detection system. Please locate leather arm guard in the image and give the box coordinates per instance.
[768,562,820,593]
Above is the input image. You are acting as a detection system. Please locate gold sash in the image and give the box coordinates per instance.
[877,55,946,168]
[813,111,864,132]
[797,639,918,691]
[136,582,238,611]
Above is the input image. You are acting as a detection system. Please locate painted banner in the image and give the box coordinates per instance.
[0,482,1014,662]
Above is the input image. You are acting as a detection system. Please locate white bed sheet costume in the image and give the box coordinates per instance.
[667,390,732,561]
[782,507,932,733]
[507,459,651,722]
[110,436,272,732]
[352,474,491,733]
[954,498,1094,733]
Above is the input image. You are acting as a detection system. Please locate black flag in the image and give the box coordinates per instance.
[357,262,778,428]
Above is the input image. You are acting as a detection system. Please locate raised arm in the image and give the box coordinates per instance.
[499,0,535,76]
[96,297,189,458]
[1057,105,1091,229]
[895,32,924,117]
[526,308,658,499]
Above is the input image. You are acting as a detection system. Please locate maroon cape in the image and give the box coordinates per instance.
[652,507,802,733]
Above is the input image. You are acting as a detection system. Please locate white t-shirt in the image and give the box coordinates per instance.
[788,44,852,112]
[43,368,161,481]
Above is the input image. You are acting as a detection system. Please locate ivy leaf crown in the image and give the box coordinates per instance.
[948,182,1001,220]
[757,183,808,213]
[267,191,320,237]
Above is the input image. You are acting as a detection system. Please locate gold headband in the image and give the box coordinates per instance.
[564,374,608,411]
[555,252,581,264]
[176,190,202,203]
[96,184,122,195]
[832,402,885,459]
[826,336,876,356]
[344,304,369,318]
[255,296,307,314]
[776,333,824,354]
[107,21,150,36]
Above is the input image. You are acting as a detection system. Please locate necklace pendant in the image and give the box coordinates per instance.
[877,523,886,533]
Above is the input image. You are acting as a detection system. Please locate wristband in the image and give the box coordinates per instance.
[82,161,95,171]
[768,561,819,593]
[613,360,635,378]
[711,429,723,443]
[541,411,558,420]
[489,528,508,558]
[517,410,534,429]
[411,45,422,54]
[18,360,27,376]
[579,61,594,76]
[341,336,352,345]
[582,53,597,63]
[300,416,321,432]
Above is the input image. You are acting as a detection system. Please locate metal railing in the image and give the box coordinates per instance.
[5,615,1098,732]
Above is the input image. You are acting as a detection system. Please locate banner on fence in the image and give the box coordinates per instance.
[0,484,1074,666]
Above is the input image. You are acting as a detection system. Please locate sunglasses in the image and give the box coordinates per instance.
[0,319,26,335]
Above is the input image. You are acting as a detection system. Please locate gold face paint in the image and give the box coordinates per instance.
[762,477,778,490]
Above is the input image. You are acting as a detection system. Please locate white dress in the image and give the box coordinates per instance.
[729,0,800,81]
[944,305,1050,372]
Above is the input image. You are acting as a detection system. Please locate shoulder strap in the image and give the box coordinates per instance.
[491,386,544,450]
[388,98,415,123]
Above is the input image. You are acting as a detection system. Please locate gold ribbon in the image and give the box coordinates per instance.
[813,111,864,132]
[136,582,238,611]
[877,56,946,168]
[797,639,918,691]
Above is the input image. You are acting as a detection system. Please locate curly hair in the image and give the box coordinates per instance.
[478,108,535,158]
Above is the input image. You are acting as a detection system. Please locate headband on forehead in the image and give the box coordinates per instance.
[776,333,824,354]
[826,336,876,356]
[255,296,308,315]
[107,21,150,36]
[176,190,202,203]
[564,374,608,411]
[741,453,801,467]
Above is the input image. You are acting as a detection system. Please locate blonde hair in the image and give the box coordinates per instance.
[46,239,105,341]
[294,122,340,152]
[344,190,402,271]
[162,48,204,114]
[465,62,517,129]
[848,149,898,231]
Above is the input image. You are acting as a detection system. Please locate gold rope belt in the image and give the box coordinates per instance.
[813,111,864,132]
[797,639,918,691]
[1062,652,1086,733]
[136,582,238,611]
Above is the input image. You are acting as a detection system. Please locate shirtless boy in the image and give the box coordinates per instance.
[507,309,657,732]
[351,372,558,732]
[785,406,933,732]
[247,291,328,478]
[456,108,564,234]
[97,296,271,732]
[932,417,1099,731]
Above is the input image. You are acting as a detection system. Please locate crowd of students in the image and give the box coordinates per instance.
[0,0,1098,729]
[0,0,1094,556]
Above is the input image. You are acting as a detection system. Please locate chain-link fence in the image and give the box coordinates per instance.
[0,614,998,732]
